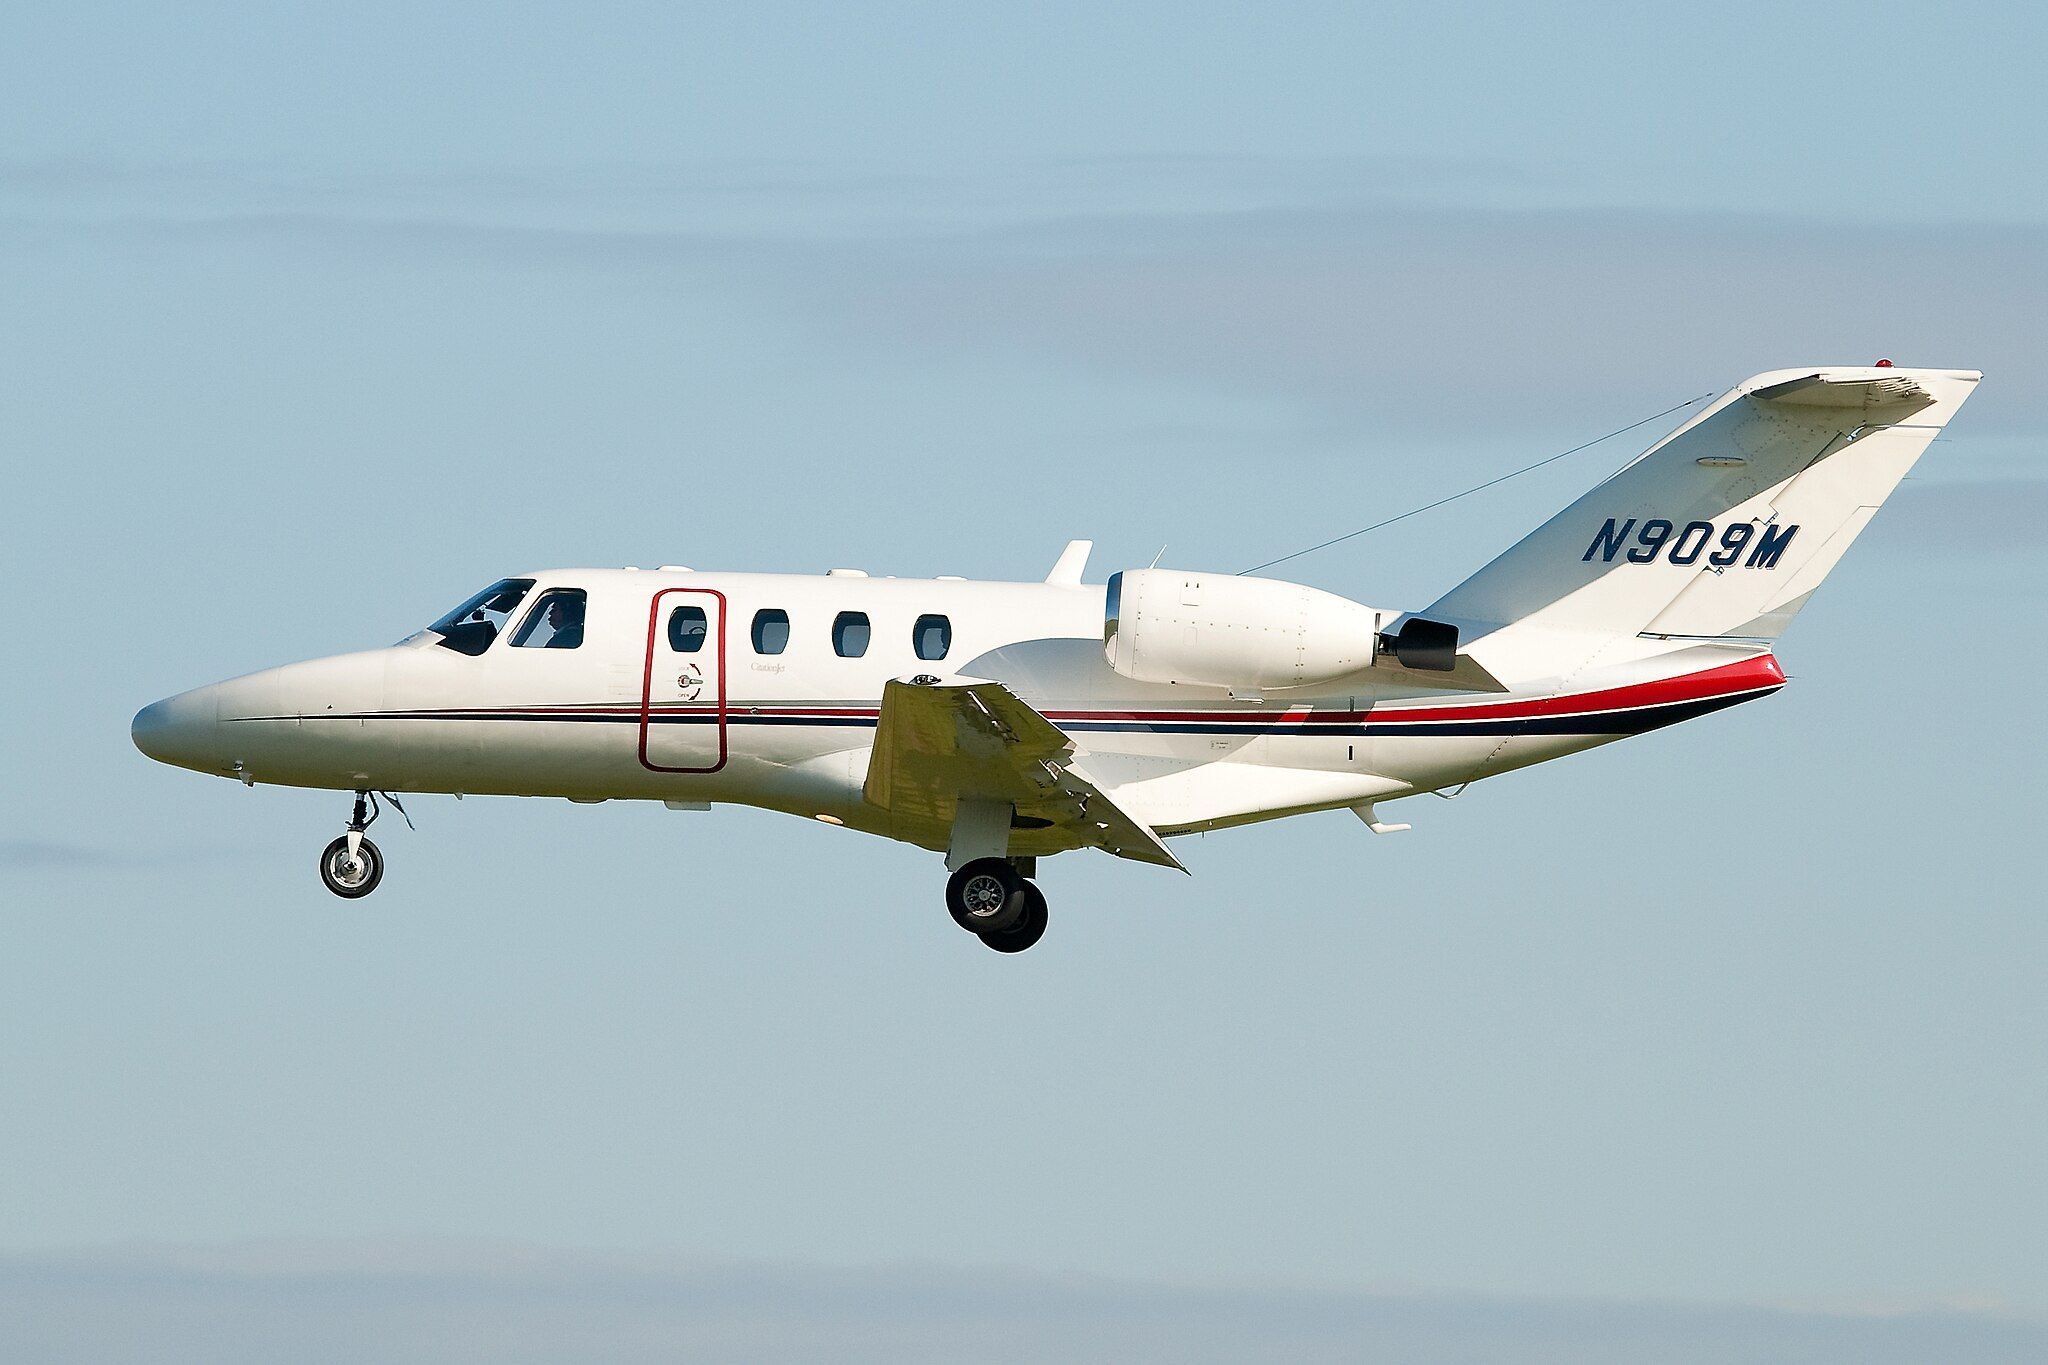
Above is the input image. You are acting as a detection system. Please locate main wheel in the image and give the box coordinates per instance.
[946,857,1025,934]
[320,835,384,899]
[981,882,1047,953]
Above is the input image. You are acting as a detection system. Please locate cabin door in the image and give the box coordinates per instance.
[639,587,727,773]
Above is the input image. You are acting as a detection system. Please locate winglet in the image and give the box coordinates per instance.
[1046,539,1093,586]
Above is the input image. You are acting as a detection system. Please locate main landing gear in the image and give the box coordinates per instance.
[945,857,1049,953]
[319,790,408,899]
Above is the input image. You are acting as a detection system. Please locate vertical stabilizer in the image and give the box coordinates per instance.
[1425,367,1980,679]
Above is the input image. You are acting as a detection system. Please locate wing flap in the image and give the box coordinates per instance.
[1060,759,1186,869]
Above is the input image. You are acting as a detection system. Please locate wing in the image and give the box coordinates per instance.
[863,677,1185,870]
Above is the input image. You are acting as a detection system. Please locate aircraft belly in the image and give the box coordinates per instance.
[1474,730,1625,779]
[1356,733,1510,793]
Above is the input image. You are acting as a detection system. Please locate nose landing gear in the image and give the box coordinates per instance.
[944,857,1049,952]
[319,791,406,899]
[320,831,382,898]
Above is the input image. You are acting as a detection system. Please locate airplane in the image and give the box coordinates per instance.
[132,365,1979,952]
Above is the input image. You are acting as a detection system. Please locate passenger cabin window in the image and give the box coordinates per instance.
[510,588,587,649]
[429,578,534,656]
[832,611,870,658]
[913,614,952,661]
[751,608,790,655]
[668,605,708,653]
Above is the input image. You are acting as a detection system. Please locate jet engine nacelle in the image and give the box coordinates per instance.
[1103,569,1390,692]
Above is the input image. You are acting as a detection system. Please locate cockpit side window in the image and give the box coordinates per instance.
[430,578,535,656]
[510,588,588,649]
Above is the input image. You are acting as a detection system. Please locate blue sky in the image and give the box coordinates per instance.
[4,4,2046,1359]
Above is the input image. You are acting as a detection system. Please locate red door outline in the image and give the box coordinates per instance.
[639,587,728,773]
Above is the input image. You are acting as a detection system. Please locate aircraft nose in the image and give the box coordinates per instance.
[131,687,221,772]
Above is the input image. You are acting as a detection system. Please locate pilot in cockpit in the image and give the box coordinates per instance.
[541,595,584,649]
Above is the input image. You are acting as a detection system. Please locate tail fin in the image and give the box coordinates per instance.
[1426,366,1981,678]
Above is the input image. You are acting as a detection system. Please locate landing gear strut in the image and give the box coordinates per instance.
[945,857,1049,952]
[319,791,402,899]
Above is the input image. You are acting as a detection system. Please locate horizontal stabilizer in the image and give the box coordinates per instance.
[1749,369,1935,416]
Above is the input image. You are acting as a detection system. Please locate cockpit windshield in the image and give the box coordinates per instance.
[429,578,535,655]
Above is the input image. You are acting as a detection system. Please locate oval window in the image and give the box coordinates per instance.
[668,605,708,653]
[752,608,790,655]
[912,614,951,661]
[832,611,871,658]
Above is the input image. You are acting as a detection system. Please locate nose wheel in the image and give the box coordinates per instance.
[945,858,1049,952]
[320,833,383,898]
[319,791,405,899]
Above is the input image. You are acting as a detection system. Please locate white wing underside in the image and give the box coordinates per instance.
[863,678,1186,870]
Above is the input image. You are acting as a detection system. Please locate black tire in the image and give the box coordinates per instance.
[319,834,383,899]
[946,857,1025,934]
[982,882,1047,953]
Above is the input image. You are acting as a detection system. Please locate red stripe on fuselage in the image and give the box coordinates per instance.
[362,655,1784,726]
[1360,653,1784,723]
[1037,654,1786,725]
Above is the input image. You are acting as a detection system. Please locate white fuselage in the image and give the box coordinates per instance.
[131,566,1785,859]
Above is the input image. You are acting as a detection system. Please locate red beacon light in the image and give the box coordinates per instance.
[1875,358,1893,367]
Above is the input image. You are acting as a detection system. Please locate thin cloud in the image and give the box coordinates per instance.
[4,157,2036,454]
[2,1241,2043,1365]
[0,152,1535,235]
[0,839,128,870]
[0,838,240,873]
[779,204,2042,435]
